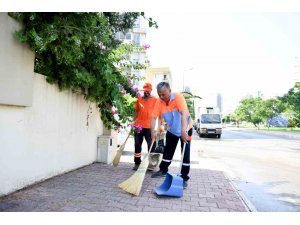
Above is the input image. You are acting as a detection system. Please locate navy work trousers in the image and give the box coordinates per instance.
[159,128,192,181]
[134,128,155,164]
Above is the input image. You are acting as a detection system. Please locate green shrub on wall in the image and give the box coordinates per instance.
[9,12,157,129]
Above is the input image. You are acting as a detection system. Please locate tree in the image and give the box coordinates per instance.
[260,98,284,127]
[181,91,202,120]
[8,12,157,129]
[222,114,233,123]
[234,96,264,127]
[279,82,300,127]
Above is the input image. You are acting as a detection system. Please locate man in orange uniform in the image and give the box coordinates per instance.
[132,83,157,170]
[150,82,193,188]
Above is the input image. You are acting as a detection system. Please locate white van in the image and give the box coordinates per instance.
[197,112,222,138]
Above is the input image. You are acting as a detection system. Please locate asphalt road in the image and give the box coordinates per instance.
[192,127,300,212]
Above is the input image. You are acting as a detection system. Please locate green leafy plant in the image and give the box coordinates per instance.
[8,12,157,130]
[182,91,202,120]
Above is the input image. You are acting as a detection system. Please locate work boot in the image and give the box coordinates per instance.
[132,164,140,171]
[183,180,188,189]
[151,170,167,178]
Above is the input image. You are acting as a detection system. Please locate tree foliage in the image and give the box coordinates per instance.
[181,91,202,120]
[222,114,234,123]
[260,98,284,127]
[9,12,157,129]
[234,96,264,127]
[279,82,300,127]
[234,95,287,127]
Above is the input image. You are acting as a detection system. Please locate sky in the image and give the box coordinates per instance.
[145,12,300,114]
[3,1,300,114]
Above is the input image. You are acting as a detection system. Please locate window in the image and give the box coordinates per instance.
[155,74,164,80]
[201,114,221,124]
[133,34,140,45]
[125,33,131,40]
[116,32,125,41]
[133,19,140,28]
[154,74,164,87]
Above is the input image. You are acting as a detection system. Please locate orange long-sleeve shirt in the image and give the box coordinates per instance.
[135,96,157,128]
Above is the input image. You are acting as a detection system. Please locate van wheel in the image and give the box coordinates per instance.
[217,134,221,138]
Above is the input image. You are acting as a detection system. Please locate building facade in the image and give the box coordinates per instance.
[144,67,173,91]
[116,15,149,89]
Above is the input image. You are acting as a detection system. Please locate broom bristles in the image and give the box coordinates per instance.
[118,153,149,196]
[112,144,125,166]
[112,128,132,167]
[118,140,154,196]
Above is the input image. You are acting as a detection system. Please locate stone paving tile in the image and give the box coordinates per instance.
[0,162,250,212]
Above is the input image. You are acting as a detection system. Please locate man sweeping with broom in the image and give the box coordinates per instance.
[150,82,193,189]
[118,83,157,196]
[132,83,157,171]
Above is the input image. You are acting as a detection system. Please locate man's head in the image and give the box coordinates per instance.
[143,83,152,97]
[157,82,171,103]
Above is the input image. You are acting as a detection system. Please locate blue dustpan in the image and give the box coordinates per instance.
[154,172,183,197]
[154,142,187,197]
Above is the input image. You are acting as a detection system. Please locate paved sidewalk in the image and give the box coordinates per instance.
[0,160,249,212]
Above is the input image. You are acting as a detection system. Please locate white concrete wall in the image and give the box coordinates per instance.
[0,12,35,106]
[0,13,109,197]
[0,73,103,196]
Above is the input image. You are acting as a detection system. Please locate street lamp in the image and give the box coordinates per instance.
[182,67,193,92]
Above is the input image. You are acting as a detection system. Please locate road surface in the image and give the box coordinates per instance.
[192,128,300,212]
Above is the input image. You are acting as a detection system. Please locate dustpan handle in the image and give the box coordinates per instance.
[178,116,190,175]
[178,142,187,175]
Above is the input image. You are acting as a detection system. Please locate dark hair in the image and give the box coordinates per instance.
[157,82,170,90]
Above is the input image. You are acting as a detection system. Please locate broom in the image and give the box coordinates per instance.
[112,127,132,167]
[118,140,155,196]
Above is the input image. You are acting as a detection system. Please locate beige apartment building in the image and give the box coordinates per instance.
[144,67,173,91]
[116,15,149,88]
[116,16,173,92]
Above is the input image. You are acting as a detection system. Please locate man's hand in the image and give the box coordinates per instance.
[181,130,188,143]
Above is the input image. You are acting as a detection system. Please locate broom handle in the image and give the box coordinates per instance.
[119,123,134,148]
[123,127,132,146]
[143,140,155,160]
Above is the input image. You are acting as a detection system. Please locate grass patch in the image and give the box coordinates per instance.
[238,126,300,132]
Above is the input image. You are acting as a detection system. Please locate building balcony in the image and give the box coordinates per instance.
[132,27,147,34]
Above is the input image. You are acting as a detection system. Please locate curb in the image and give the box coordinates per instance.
[224,173,257,212]
[252,129,300,140]
[231,128,300,140]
